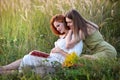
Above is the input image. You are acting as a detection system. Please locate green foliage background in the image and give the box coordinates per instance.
[0,0,120,80]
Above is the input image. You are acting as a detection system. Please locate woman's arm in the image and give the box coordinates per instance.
[51,47,68,57]
[51,40,83,57]
[65,30,80,49]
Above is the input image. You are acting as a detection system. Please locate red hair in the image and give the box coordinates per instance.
[50,14,69,36]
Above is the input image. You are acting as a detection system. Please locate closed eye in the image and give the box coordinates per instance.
[56,24,60,27]
[67,21,72,23]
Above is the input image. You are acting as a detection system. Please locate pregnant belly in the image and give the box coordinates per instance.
[49,53,65,63]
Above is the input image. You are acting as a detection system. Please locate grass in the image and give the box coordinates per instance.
[0,0,120,80]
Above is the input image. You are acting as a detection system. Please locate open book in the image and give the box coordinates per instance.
[30,50,49,58]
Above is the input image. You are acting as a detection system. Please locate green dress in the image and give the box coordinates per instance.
[84,30,117,59]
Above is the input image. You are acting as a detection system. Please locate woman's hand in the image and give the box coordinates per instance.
[51,47,62,53]
[51,47,68,57]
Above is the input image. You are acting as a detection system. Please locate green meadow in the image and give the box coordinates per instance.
[0,0,120,80]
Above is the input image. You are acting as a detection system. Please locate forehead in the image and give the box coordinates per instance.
[54,21,63,26]
[66,17,72,22]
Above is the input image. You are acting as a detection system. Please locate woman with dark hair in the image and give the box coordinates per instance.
[0,14,83,74]
[65,9,117,60]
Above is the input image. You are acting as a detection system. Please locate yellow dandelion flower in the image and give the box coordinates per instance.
[63,52,79,67]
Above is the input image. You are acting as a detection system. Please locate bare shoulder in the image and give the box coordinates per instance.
[87,22,99,35]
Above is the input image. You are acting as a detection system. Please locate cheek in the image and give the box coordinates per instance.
[69,24,73,29]
[69,26,72,29]
[71,23,74,26]
[61,26,65,31]
[68,23,72,27]
[67,23,70,26]
[61,28,64,32]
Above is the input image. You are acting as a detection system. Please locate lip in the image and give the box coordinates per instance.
[58,30,61,33]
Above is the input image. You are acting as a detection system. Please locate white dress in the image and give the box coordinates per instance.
[19,37,83,71]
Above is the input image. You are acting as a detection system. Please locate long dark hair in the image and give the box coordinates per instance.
[65,9,98,40]
[65,9,88,39]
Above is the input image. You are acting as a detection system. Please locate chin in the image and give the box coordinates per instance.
[60,31,63,33]
[59,30,65,34]
[61,32,63,33]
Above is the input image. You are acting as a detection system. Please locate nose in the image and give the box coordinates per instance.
[67,23,70,26]
[57,27,60,31]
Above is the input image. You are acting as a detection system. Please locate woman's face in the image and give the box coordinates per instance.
[66,17,74,30]
[53,21,66,33]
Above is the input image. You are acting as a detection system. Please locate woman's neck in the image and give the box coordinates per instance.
[61,30,69,39]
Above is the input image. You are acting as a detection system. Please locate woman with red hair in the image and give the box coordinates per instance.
[0,14,83,74]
